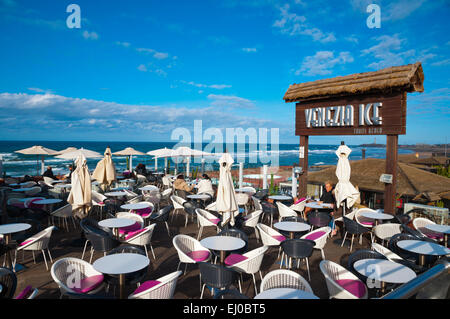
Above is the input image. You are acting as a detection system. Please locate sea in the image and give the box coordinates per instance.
[0,141,414,177]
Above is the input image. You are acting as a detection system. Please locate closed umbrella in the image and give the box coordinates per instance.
[334,143,360,212]
[68,154,92,219]
[113,147,146,172]
[92,147,117,191]
[15,145,59,175]
[216,153,239,227]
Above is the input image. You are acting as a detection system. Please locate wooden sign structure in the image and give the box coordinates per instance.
[284,62,424,214]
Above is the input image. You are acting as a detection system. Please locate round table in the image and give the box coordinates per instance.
[93,253,150,299]
[235,188,255,194]
[0,223,31,269]
[424,224,450,247]
[274,222,310,239]
[138,186,159,192]
[360,211,394,226]
[269,195,292,201]
[354,258,416,294]
[305,202,333,209]
[200,236,246,264]
[54,184,71,188]
[111,186,131,191]
[187,194,210,201]
[33,198,63,212]
[397,240,450,266]
[254,288,319,299]
[120,202,151,211]
[98,218,136,239]
[104,191,128,197]
[12,188,33,193]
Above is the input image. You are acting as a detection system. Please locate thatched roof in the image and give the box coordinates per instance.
[284,62,424,102]
[308,158,450,197]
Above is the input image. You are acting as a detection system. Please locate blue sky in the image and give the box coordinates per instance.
[0,0,448,145]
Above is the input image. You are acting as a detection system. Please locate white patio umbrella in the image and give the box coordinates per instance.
[147,147,173,172]
[55,148,102,160]
[92,147,117,190]
[112,147,146,171]
[334,143,360,213]
[171,147,213,177]
[56,147,78,155]
[215,153,239,227]
[67,154,92,219]
[15,145,59,175]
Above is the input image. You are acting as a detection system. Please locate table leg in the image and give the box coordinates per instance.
[290,232,294,240]
[4,234,12,269]
[220,251,225,265]
[418,255,425,267]
[119,274,125,299]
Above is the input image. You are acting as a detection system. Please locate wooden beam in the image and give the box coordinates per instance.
[299,135,309,199]
[384,135,398,215]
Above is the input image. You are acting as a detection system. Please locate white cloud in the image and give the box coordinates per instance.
[115,41,131,47]
[82,31,99,40]
[181,81,232,90]
[242,48,258,53]
[431,59,450,67]
[296,51,354,76]
[273,4,336,43]
[137,64,148,72]
[137,47,169,60]
[207,94,255,109]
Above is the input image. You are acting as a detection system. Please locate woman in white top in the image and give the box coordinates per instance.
[196,174,215,197]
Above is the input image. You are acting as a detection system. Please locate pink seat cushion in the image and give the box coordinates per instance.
[132,280,161,295]
[119,222,142,234]
[335,279,366,298]
[272,235,286,242]
[224,254,248,266]
[125,228,147,241]
[133,207,153,218]
[98,201,104,205]
[208,218,220,225]
[361,221,374,226]
[294,198,306,204]
[305,231,326,241]
[15,286,33,299]
[72,275,104,294]
[419,228,444,239]
[20,239,34,247]
[186,250,210,262]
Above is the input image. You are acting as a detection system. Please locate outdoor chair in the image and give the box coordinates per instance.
[256,223,285,259]
[243,210,263,242]
[173,234,211,276]
[182,201,198,228]
[128,270,182,299]
[354,208,377,228]
[372,223,402,246]
[0,267,17,299]
[84,229,121,263]
[50,204,76,232]
[280,239,316,281]
[129,202,154,226]
[170,195,186,223]
[213,288,249,299]
[393,213,412,225]
[290,199,307,219]
[412,217,444,241]
[14,286,39,299]
[115,212,144,238]
[149,204,173,237]
[199,262,240,299]
[307,210,332,229]
[388,233,438,266]
[319,260,368,299]
[260,200,277,227]
[195,208,221,240]
[400,224,437,243]
[301,226,331,260]
[276,201,298,222]
[235,193,250,215]
[51,257,105,298]
[371,242,425,274]
[123,224,157,259]
[25,186,42,197]
[253,189,269,201]
[160,188,173,204]
[215,228,249,262]
[91,190,107,220]
[225,246,268,295]
[260,269,313,293]
[341,216,372,252]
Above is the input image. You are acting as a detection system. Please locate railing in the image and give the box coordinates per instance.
[381,258,449,299]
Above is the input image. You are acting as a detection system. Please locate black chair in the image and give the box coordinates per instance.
[0,267,17,299]
[401,224,437,243]
[388,233,438,266]
[198,192,213,206]
[5,205,26,221]
[278,216,309,239]
[182,201,198,227]
[174,189,188,200]
[254,189,269,201]
[341,216,371,251]
[66,292,114,299]
[198,262,239,299]
[347,249,387,281]
[307,211,332,229]
[84,228,121,263]
[213,288,250,299]
[260,201,277,227]
[393,214,412,225]
[104,246,148,292]
[280,239,316,281]
[149,205,173,237]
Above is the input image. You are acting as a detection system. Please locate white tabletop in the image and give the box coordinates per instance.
[235,188,254,193]
[269,195,292,201]
[305,202,333,209]
[254,288,319,299]
[54,184,71,188]
[200,236,245,252]
[121,179,136,183]
[397,240,450,256]
[93,253,150,275]
[98,218,136,229]
[120,202,151,210]
[18,197,44,202]
[360,211,394,220]
[104,191,128,197]
[187,194,210,200]
[12,188,33,192]
[33,199,63,205]
[353,259,416,284]
[424,224,450,234]
[274,222,310,233]
[0,223,31,235]
[111,186,131,191]
[138,185,159,191]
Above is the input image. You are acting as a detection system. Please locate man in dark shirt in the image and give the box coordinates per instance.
[318,181,337,236]
[42,166,56,180]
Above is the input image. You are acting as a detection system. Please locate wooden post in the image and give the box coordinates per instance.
[299,135,309,199]
[384,135,398,215]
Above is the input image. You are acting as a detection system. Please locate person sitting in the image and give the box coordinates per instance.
[63,165,74,181]
[173,174,194,196]
[196,174,214,197]
[42,166,56,180]
[305,181,337,236]
[135,163,147,176]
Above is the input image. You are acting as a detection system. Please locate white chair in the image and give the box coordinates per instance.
[276,201,298,222]
[260,269,313,293]
[25,186,42,196]
[226,246,268,295]
[50,204,76,232]
[319,260,368,299]
[20,181,37,189]
[128,202,154,226]
[300,226,331,260]
[51,257,105,298]
[43,176,58,186]
[372,223,402,245]
[205,201,217,211]
[371,242,404,261]
[290,199,307,219]
[252,196,262,211]
[170,195,186,222]
[162,176,173,189]
[128,270,182,299]
[256,223,285,259]
[14,287,39,299]
[172,234,211,277]
[160,188,173,202]
[235,193,250,215]
[24,197,45,208]
[115,212,144,238]
[91,190,107,219]
[136,174,147,184]
[123,224,157,259]
[13,226,56,271]
[412,217,443,241]
[354,208,377,228]
[195,208,220,240]
[243,210,263,242]
[241,187,256,196]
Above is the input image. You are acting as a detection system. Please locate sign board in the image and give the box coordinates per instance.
[295,93,406,136]
[299,146,305,159]
[379,174,393,184]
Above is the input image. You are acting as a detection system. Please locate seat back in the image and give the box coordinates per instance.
[280,239,315,259]
[199,262,238,289]
[260,269,312,293]
[0,267,17,299]
[307,211,331,228]
[347,249,387,280]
